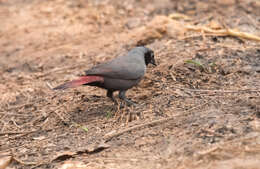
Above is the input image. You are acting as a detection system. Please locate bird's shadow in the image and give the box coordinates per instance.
[68,99,118,124]
[65,94,147,124]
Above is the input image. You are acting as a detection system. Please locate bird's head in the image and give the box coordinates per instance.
[130,46,156,66]
[143,47,156,66]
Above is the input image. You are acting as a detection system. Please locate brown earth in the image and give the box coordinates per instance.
[0,0,260,168]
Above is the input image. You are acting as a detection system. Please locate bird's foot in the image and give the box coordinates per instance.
[119,99,136,108]
[108,96,118,106]
[118,90,136,108]
[112,99,119,106]
[125,99,136,106]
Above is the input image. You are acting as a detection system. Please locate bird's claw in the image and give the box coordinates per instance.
[119,99,136,108]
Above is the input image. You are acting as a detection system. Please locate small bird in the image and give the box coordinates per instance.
[53,46,156,105]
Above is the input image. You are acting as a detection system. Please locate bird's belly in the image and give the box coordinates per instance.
[102,77,141,91]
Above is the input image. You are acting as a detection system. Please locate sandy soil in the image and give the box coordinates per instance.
[0,0,260,168]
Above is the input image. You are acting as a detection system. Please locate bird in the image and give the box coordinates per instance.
[53,46,156,105]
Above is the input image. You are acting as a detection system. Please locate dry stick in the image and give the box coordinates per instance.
[0,112,32,116]
[12,156,38,166]
[104,101,209,142]
[0,126,59,137]
[104,116,177,142]
[191,89,260,93]
[0,130,38,136]
[174,86,260,93]
[185,25,260,42]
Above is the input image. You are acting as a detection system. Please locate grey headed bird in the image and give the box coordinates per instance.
[53,46,156,105]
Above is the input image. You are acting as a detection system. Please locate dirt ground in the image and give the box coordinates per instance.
[0,0,260,168]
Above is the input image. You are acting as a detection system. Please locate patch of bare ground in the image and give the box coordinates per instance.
[0,0,259,168]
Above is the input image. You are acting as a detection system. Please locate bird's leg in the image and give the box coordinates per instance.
[119,90,135,106]
[107,90,118,105]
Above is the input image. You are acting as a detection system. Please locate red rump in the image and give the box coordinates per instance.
[53,76,104,90]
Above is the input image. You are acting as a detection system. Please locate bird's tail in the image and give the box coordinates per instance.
[53,76,104,90]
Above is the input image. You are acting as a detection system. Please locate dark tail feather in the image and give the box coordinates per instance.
[53,76,104,90]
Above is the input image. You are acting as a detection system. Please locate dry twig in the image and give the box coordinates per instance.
[104,100,210,142]
[0,130,38,136]
[174,86,260,94]
[12,156,38,166]
[104,115,178,142]
[185,25,260,42]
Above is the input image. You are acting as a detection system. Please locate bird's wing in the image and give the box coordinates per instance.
[85,56,145,80]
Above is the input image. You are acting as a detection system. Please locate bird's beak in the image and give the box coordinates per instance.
[151,59,157,66]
